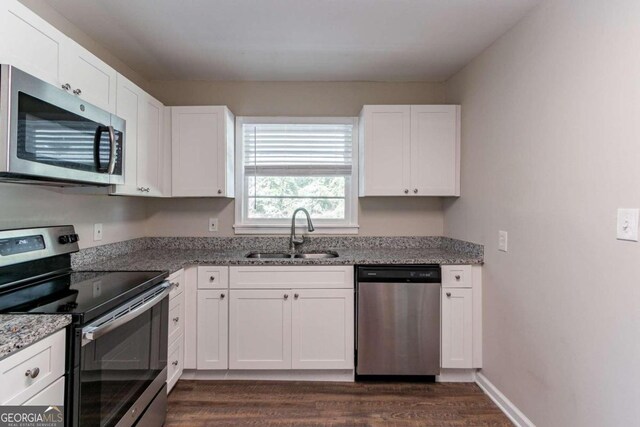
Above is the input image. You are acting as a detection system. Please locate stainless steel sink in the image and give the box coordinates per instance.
[245,252,292,259]
[293,251,339,259]
[245,251,339,259]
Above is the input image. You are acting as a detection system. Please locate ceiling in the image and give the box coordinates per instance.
[40,0,540,82]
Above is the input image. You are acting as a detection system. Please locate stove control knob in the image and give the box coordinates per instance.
[69,234,79,243]
[58,235,70,244]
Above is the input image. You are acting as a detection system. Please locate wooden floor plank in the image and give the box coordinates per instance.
[166,380,512,426]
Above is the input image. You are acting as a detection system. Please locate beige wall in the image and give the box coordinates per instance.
[0,184,147,249]
[444,0,640,425]
[145,197,443,237]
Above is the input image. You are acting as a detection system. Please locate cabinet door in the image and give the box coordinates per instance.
[441,288,473,369]
[171,106,231,197]
[292,289,354,369]
[229,290,291,370]
[196,290,229,370]
[138,95,163,196]
[61,42,117,113]
[112,75,141,195]
[0,0,64,87]
[167,335,183,393]
[359,105,411,196]
[410,105,460,196]
[22,377,64,406]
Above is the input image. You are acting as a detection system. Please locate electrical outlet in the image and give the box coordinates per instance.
[93,223,103,241]
[617,208,639,241]
[498,230,508,252]
[208,218,218,232]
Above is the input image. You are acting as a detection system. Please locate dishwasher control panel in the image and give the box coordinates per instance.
[357,265,441,283]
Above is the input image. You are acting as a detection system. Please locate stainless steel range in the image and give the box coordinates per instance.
[0,225,171,426]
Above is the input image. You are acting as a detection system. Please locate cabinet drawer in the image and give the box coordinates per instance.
[168,293,185,344]
[230,266,354,289]
[167,335,183,393]
[197,266,229,289]
[22,376,64,406]
[442,265,472,288]
[168,269,185,299]
[0,329,66,405]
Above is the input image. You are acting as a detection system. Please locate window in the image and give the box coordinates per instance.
[234,117,359,234]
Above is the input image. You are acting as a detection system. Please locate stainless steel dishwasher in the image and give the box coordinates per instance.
[356,265,441,376]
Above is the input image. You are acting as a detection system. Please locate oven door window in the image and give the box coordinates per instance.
[17,92,115,173]
[80,300,167,427]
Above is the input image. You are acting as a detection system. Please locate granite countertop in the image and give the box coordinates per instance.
[0,315,72,361]
[75,246,483,273]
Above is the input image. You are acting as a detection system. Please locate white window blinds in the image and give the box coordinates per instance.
[243,123,353,176]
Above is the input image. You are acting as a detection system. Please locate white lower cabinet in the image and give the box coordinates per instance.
[229,289,291,370]
[167,335,184,392]
[167,269,185,393]
[0,329,66,405]
[196,290,229,369]
[441,288,473,369]
[440,265,482,371]
[226,266,355,371]
[292,289,354,370]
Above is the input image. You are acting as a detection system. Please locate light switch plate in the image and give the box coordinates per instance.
[208,218,218,232]
[617,208,639,241]
[93,223,103,241]
[498,230,508,252]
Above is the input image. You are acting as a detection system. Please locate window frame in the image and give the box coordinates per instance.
[234,116,359,235]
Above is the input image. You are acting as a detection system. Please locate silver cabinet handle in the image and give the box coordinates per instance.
[171,281,179,288]
[220,293,225,299]
[25,367,40,379]
[210,276,215,282]
[61,83,71,91]
[455,275,461,280]
[172,360,178,366]
[413,188,418,194]
[404,189,409,194]
[73,88,82,95]
[284,294,289,300]
[172,316,179,322]
[446,292,452,297]
[294,293,299,300]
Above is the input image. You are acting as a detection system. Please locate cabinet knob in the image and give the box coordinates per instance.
[455,275,461,280]
[172,360,178,366]
[171,281,179,288]
[413,188,418,194]
[446,292,452,297]
[25,367,40,379]
[173,316,180,323]
[73,88,82,95]
[217,189,222,194]
[61,83,71,91]
[294,293,299,299]
[220,293,225,299]
[404,189,409,194]
[284,294,289,300]
[210,276,215,281]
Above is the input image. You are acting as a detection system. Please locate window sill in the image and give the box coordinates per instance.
[233,224,360,235]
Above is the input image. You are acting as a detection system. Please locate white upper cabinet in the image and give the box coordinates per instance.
[112,75,165,197]
[171,106,235,197]
[359,105,460,196]
[0,0,64,87]
[60,42,117,113]
[0,1,116,113]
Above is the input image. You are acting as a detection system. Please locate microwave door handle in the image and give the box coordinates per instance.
[107,125,116,174]
[81,281,175,345]
[93,126,109,173]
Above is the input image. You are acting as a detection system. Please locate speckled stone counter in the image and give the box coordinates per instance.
[74,237,483,272]
[0,315,71,361]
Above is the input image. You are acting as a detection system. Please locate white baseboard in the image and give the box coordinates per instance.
[181,369,355,382]
[437,368,477,382]
[475,372,535,427]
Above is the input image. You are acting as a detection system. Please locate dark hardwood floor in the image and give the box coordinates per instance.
[166,380,512,426]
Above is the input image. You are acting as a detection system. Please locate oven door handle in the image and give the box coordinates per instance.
[82,281,174,345]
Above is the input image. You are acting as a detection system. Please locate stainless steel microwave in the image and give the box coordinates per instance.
[0,64,125,186]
